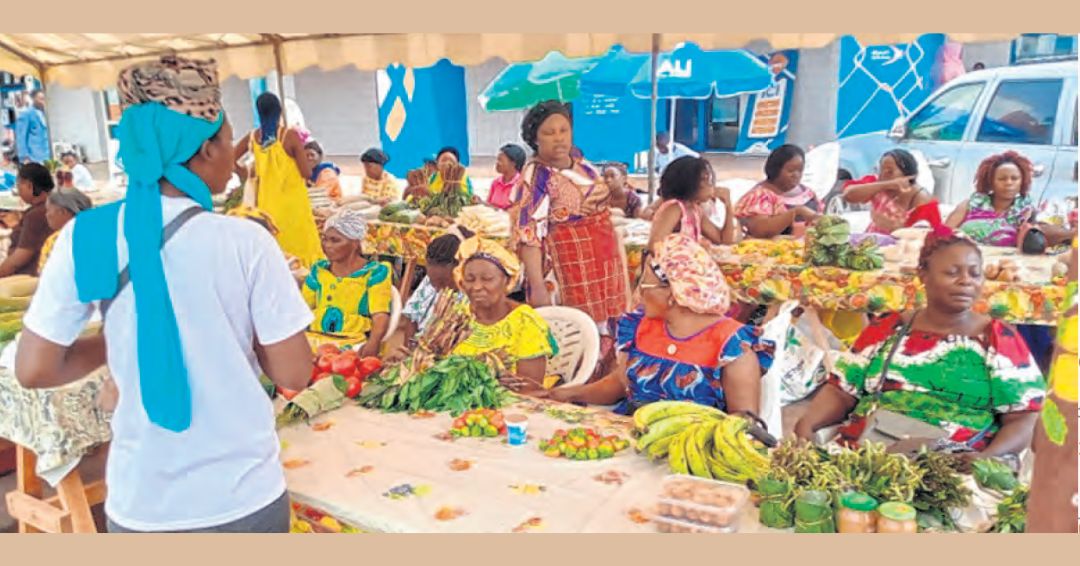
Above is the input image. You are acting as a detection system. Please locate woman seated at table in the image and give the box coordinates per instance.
[648,156,737,249]
[401,227,472,345]
[794,225,1047,456]
[488,144,525,210]
[0,163,55,278]
[946,150,1073,249]
[842,149,940,234]
[360,148,400,205]
[305,140,343,204]
[537,234,773,416]
[303,209,392,357]
[734,144,821,239]
[38,187,92,272]
[602,163,645,219]
[450,236,557,393]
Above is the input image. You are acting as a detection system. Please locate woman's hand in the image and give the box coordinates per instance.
[382,345,411,364]
[714,186,732,204]
[793,206,821,223]
[358,341,381,359]
[531,386,578,403]
[498,373,541,393]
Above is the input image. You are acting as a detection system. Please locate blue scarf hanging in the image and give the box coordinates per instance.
[73,102,223,433]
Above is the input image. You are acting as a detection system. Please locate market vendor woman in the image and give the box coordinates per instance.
[451,236,557,392]
[0,162,55,277]
[734,144,821,238]
[538,234,773,415]
[304,209,392,357]
[794,226,1047,456]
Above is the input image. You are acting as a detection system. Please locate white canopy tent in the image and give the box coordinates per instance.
[0,32,1021,191]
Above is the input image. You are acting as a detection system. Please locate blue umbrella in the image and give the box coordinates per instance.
[581,42,773,100]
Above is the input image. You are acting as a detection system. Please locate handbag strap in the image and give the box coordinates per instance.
[879,312,915,383]
[99,206,205,319]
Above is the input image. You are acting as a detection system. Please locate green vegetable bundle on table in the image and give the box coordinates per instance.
[417,163,470,219]
[378,202,422,225]
[356,355,512,416]
[804,216,883,271]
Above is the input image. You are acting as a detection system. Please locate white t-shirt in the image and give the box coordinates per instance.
[70,163,95,192]
[657,142,701,174]
[23,195,314,531]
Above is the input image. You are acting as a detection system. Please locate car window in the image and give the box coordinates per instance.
[1071,100,1077,146]
[975,79,1063,145]
[905,83,984,142]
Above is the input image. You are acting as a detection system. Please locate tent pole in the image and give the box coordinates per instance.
[271,38,288,126]
[647,33,660,203]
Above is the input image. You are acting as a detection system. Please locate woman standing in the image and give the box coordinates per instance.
[488,144,525,210]
[946,151,1073,248]
[734,144,821,238]
[234,92,323,268]
[510,100,628,330]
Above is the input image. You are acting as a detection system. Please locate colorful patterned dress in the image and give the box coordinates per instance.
[613,310,774,415]
[829,312,1047,450]
[303,259,393,342]
[452,304,558,374]
[362,172,401,202]
[957,193,1034,247]
[733,182,821,236]
[510,159,627,324]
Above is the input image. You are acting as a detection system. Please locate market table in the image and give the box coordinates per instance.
[362,220,1065,325]
[279,398,771,533]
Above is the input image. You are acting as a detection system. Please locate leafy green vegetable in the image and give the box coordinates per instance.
[971,458,1020,493]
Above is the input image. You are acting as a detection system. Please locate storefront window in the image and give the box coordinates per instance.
[707,95,740,150]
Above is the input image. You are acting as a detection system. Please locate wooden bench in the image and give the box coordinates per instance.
[4,445,105,533]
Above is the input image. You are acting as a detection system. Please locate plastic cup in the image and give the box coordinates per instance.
[505,414,528,446]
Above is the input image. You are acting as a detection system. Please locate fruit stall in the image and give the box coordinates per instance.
[278,395,1030,534]
[355,197,1070,325]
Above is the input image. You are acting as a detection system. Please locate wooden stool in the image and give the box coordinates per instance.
[4,445,105,533]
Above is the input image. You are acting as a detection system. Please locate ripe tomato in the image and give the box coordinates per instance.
[344,377,363,399]
[357,357,383,378]
[331,356,358,377]
[317,344,340,358]
[338,349,360,362]
[316,355,335,372]
[278,387,299,401]
[312,372,333,383]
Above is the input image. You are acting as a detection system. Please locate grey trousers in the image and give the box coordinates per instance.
[106,491,290,533]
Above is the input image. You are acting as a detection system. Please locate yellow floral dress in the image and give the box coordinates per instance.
[452,304,559,385]
[362,172,401,202]
[303,259,393,344]
[38,231,59,273]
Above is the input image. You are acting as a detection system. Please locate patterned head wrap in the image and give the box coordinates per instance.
[650,233,731,315]
[117,55,222,121]
[324,208,368,241]
[455,236,522,293]
[72,55,224,433]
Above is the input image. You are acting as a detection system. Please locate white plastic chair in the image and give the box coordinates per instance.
[386,287,403,339]
[536,306,600,387]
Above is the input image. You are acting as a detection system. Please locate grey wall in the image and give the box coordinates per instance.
[786,42,841,147]
[961,41,1013,71]
[465,58,527,158]
[45,85,108,162]
[292,66,380,157]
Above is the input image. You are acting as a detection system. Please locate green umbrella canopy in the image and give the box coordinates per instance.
[479,50,607,111]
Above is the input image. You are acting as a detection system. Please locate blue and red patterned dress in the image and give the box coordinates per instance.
[614,310,774,415]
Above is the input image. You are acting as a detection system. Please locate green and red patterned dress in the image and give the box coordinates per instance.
[830,312,1047,450]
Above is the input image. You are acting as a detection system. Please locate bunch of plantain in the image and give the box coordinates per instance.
[632,401,769,485]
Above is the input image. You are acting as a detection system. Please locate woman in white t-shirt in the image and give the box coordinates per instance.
[60,151,95,192]
[16,55,314,533]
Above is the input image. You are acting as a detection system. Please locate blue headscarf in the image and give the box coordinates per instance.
[72,56,224,433]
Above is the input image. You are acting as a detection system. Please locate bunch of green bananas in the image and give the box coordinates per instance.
[632,401,769,484]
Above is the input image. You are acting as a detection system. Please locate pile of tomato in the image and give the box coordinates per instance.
[278,344,383,400]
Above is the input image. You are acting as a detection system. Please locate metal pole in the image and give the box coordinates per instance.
[272,39,288,126]
[647,33,660,203]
